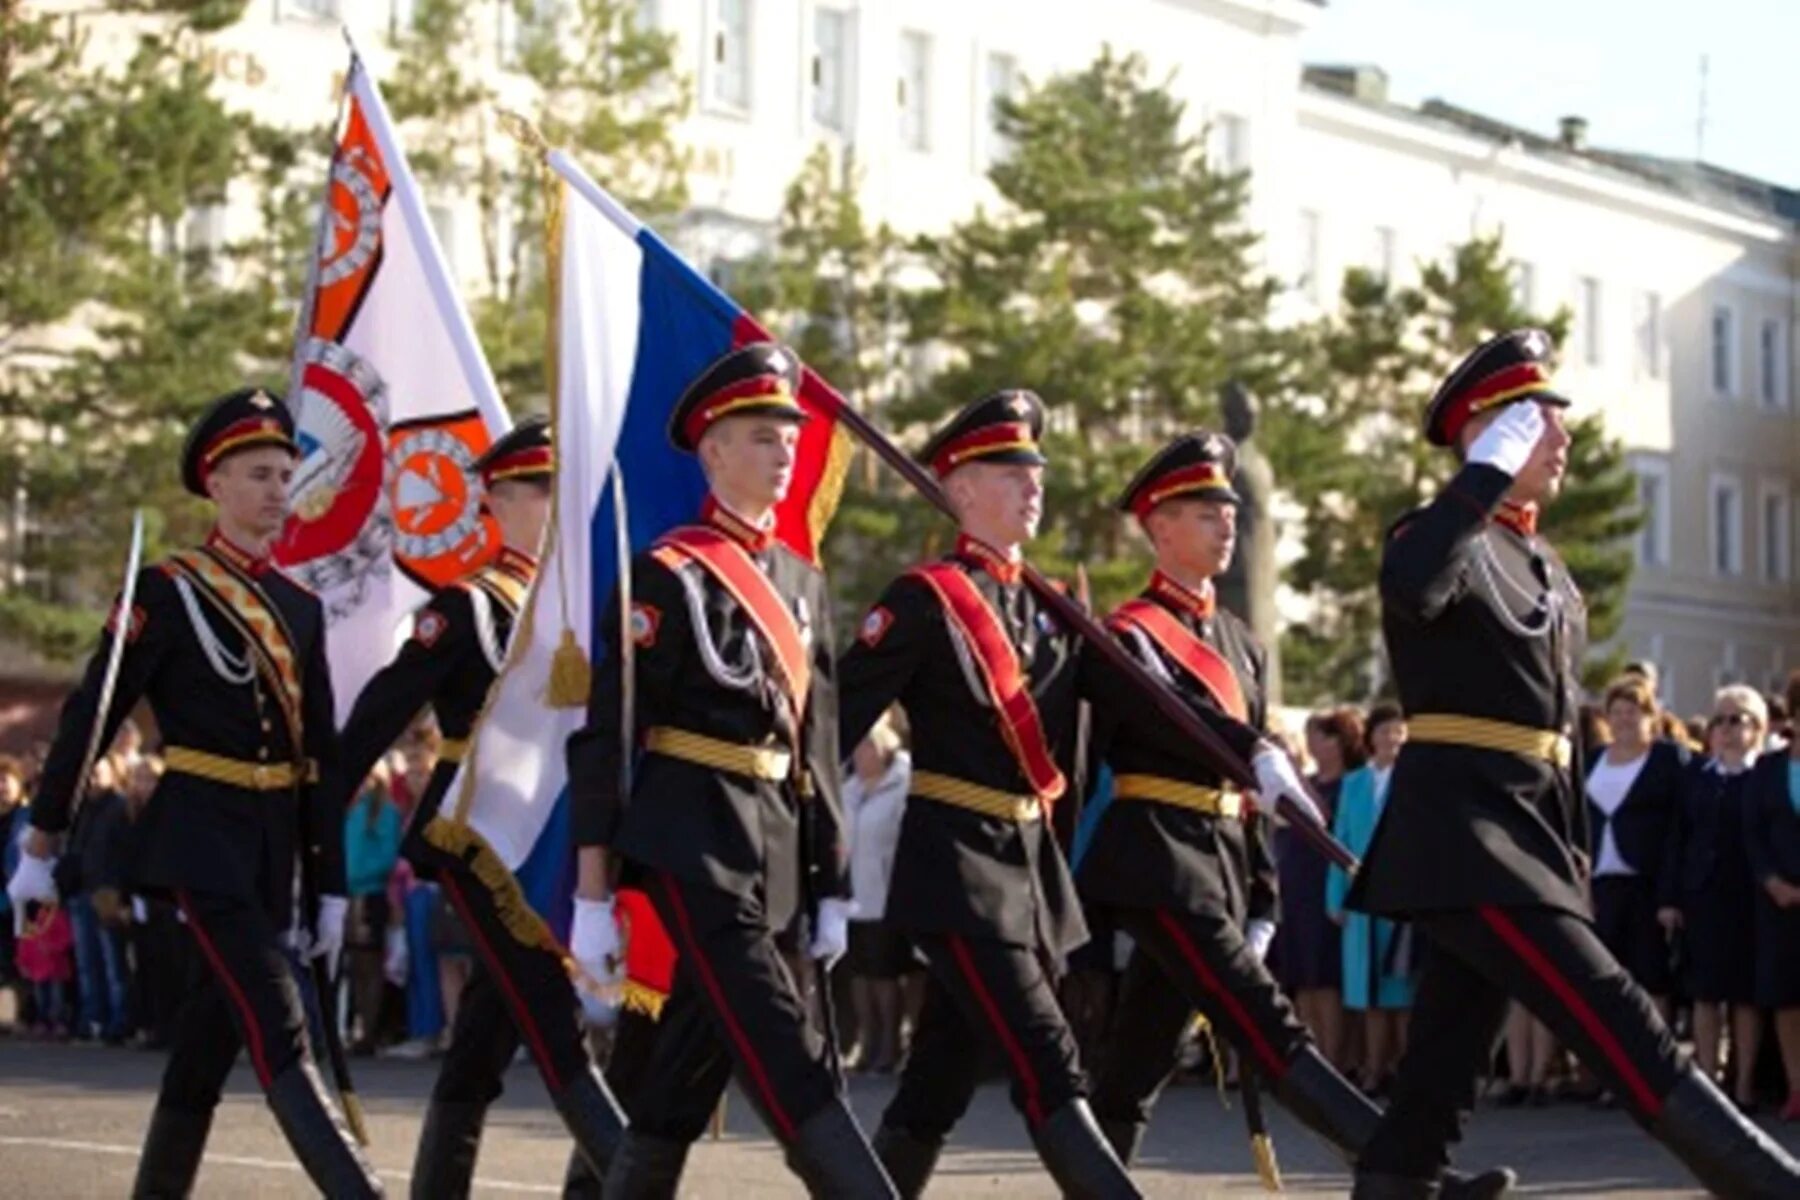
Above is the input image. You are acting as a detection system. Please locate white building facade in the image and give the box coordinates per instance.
[63,0,1800,714]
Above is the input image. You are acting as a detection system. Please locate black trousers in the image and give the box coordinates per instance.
[427,857,593,1103]
[883,931,1085,1139]
[1092,905,1312,1128]
[1361,904,1683,1179]
[628,871,839,1144]
[158,889,311,1113]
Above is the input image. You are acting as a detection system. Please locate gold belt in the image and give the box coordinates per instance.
[1407,714,1573,768]
[164,745,313,791]
[644,727,792,781]
[437,737,469,764]
[911,770,1041,823]
[1112,774,1244,819]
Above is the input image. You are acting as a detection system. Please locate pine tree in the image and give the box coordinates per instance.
[1277,235,1641,701]
[386,0,688,407]
[895,49,1303,612]
[0,1,309,659]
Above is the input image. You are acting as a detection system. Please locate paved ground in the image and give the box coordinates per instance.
[1,1038,1790,1196]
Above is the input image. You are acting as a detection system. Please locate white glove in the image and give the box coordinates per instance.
[7,847,58,936]
[1465,401,1545,477]
[808,897,856,969]
[571,897,623,1028]
[311,895,348,978]
[1246,919,1276,963]
[382,924,409,987]
[1250,744,1323,828]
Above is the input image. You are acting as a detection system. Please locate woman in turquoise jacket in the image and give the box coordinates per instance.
[1326,703,1415,1092]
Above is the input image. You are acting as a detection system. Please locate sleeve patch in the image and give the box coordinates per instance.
[858,606,894,648]
[630,602,661,648]
[413,609,449,647]
[106,602,146,644]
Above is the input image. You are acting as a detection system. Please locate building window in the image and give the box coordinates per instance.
[1297,210,1321,301]
[811,8,852,133]
[1636,461,1670,567]
[1207,113,1250,174]
[1371,226,1396,284]
[1712,475,1743,576]
[1712,304,1737,396]
[1578,276,1602,366]
[1634,289,1662,379]
[709,0,751,112]
[897,31,931,151]
[981,51,1021,168]
[1511,261,1535,312]
[1762,484,1791,582]
[1760,318,1786,408]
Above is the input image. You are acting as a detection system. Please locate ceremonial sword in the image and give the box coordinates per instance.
[67,510,147,829]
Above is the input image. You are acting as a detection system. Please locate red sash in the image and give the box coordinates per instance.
[650,526,811,718]
[909,562,1066,802]
[1109,598,1248,723]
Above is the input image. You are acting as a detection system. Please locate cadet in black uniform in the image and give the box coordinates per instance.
[1081,434,1510,1200]
[838,390,1140,1199]
[330,418,628,1198]
[1347,330,1800,1199]
[7,388,383,1197]
[566,343,892,1197]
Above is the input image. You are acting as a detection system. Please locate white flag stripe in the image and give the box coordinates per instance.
[454,176,644,868]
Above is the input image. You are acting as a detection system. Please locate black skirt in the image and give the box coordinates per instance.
[1680,880,1757,1004]
[1753,891,1800,1008]
[1590,874,1672,996]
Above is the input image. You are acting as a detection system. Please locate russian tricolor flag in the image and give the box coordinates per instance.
[450,152,853,929]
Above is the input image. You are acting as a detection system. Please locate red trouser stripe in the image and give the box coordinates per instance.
[1477,905,1662,1120]
[946,934,1046,1128]
[657,874,796,1141]
[440,871,566,1093]
[1154,909,1288,1079]
[175,890,272,1088]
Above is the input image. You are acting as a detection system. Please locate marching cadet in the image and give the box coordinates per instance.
[330,417,629,1198]
[1080,433,1511,1200]
[5,388,383,1197]
[1346,330,1800,1199]
[566,343,893,1196]
[837,390,1142,1198]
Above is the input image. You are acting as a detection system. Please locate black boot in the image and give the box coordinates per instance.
[1029,1099,1143,1199]
[131,1105,214,1198]
[600,1130,690,1199]
[1652,1064,1800,1199]
[1351,1174,1439,1199]
[1097,1117,1145,1168]
[409,1101,487,1199]
[551,1068,627,1185]
[1277,1049,1514,1197]
[265,1060,384,1198]
[871,1123,942,1199]
[783,1097,896,1197]
[563,1143,604,1199]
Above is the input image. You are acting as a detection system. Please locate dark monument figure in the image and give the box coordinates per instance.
[1215,381,1282,708]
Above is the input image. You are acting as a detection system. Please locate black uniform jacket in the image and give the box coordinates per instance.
[567,510,848,933]
[1079,579,1277,923]
[336,547,530,828]
[31,532,344,921]
[838,540,1087,958]
[1349,463,1590,918]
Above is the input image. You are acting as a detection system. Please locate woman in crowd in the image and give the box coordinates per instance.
[1326,703,1413,1093]
[841,711,914,1073]
[1272,707,1359,1064]
[1586,675,1685,1023]
[1661,685,1767,1110]
[1745,670,1800,1121]
[344,761,403,1054]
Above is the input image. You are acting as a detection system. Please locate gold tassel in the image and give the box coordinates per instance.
[545,626,591,707]
[1251,1132,1283,1193]
[1194,1013,1230,1108]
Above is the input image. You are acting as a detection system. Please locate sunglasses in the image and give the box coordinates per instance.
[1715,711,1759,729]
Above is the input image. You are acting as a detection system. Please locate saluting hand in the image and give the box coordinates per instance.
[1466,401,1547,478]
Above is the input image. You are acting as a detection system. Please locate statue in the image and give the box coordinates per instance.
[1215,381,1282,707]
